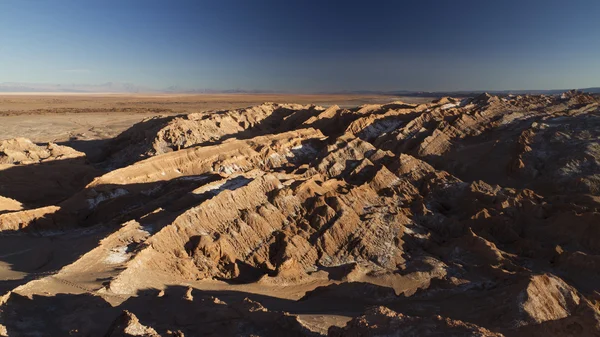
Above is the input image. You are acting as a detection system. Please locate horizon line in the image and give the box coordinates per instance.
[0,88,598,96]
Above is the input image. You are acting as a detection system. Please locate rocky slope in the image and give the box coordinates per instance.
[0,92,599,336]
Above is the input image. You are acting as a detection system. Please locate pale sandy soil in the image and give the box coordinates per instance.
[0,113,161,143]
[0,93,431,114]
[0,93,432,154]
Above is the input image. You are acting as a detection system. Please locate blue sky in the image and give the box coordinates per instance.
[1,0,599,92]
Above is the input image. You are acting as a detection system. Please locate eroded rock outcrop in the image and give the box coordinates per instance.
[329,306,503,337]
[0,138,85,165]
[105,311,160,337]
[2,92,600,336]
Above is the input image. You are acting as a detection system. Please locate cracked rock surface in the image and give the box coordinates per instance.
[1,93,600,336]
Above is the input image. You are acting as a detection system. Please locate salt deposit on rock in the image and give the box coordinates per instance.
[1,92,600,336]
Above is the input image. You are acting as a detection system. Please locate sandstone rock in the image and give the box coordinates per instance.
[328,306,504,337]
[3,95,600,336]
[0,138,85,165]
[105,311,160,337]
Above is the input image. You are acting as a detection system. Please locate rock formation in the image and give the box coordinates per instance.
[1,92,599,336]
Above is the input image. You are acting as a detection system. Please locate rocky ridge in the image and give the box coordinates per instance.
[0,92,599,336]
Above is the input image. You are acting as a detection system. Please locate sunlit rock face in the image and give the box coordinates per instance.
[2,93,600,336]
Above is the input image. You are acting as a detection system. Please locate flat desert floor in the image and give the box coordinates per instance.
[0,93,428,144]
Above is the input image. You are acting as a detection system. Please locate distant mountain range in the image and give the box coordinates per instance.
[330,88,600,97]
[0,82,155,93]
[0,82,282,94]
[402,88,600,97]
[0,82,598,96]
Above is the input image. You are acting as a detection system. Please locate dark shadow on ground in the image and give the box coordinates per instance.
[6,278,587,337]
[1,285,361,336]
[56,138,111,162]
[0,157,103,208]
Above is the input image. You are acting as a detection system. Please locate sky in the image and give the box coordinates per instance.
[1,0,599,92]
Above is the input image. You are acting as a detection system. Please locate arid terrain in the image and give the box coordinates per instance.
[1,91,600,336]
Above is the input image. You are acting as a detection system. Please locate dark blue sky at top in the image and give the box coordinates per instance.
[1,0,599,91]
